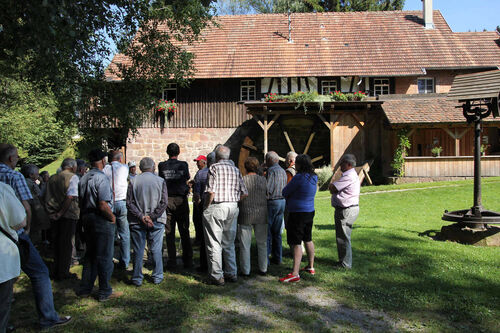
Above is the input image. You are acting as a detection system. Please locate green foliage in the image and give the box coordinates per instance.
[0,76,74,167]
[216,0,404,14]
[431,146,442,156]
[390,128,411,177]
[316,164,333,190]
[0,0,214,145]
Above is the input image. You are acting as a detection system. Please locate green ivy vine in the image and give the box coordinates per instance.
[391,128,411,177]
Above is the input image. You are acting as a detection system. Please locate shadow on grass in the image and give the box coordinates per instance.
[336,231,500,329]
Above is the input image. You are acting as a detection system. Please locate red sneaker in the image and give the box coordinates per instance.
[279,273,300,283]
[300,266,316,275]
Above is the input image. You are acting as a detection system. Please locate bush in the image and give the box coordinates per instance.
[317,164,333,190]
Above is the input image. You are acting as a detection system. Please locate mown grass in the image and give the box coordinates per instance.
[10,179,500,332]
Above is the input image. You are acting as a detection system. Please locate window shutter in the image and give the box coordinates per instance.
[390,77,396,94]
[369,78,374,96]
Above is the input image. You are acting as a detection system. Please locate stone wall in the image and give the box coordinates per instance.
[126,127,239,177]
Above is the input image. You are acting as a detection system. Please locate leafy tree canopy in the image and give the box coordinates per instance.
[0,0,214,148]
[0,75,74,166]
[215,0,404,14]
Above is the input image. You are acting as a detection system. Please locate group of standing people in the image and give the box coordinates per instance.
[0,139,361,331]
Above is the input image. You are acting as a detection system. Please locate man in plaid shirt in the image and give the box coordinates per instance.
[203,145,248,285]
[0,143,72,329]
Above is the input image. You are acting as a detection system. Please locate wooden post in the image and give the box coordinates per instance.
[330,113,335,167]
[264,114,268,156]
[455,128,460,156]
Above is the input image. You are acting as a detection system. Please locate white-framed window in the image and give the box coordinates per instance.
[162,82,177,101]
[240,80,256,101]
[321,80,338,94]
[417,78,434,94]
[374,78,390,96]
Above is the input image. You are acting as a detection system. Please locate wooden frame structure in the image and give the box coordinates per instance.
[245,101,383,168]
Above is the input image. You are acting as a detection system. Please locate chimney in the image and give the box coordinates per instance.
[422,0,434,29]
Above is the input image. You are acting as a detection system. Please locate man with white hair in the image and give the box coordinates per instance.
[285,151,298,183]
[104,149,130,270]
[265,151,287,265]
[329,154,360,269]
[203,145,248,285]
[44,158,80,280]
[127,157,168,286]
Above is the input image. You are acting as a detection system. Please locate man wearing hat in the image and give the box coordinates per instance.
[192,155,208,270]
[78,149,122,301]
[128,161,137,181]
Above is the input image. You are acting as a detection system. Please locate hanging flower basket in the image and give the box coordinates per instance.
[154,99,177,129]
[155,99,178,115]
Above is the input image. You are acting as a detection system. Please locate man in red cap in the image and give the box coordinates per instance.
[192,154,208,271]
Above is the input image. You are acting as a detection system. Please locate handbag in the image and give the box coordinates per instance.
[0,225,30,265]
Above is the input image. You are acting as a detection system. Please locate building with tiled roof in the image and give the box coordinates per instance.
[103,1,500,180]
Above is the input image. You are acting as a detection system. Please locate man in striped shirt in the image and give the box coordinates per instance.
[203,145,248,285]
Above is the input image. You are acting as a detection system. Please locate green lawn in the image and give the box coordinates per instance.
[10,179,500,332]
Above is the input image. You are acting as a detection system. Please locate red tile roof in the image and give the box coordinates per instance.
[106,10,500,80]
[381,95,500,125]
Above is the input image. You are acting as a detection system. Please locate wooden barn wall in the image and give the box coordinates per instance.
[404,156,500,177]
[141,79,251,128]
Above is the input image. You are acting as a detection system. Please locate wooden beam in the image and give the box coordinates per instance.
[330,113,335,167]
[317,113,331,130]
[349,76,355,93]
[283,130,295,152]
[363,169,373,185]
[253,116,265,130]
[407,128,416,137]
[443,127,456,139]
[305,77,310,91]
[457,128,470,139]
[267,114,280,130]
[454,128,460,156]
[350,113,365,129]
[267,78,274,94]
[304,132,316,154]
[264,114,268,156]
[311,155,323,163]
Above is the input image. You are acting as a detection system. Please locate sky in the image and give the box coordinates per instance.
[403,0,500,32]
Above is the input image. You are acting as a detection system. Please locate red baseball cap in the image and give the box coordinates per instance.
[193,155,207,162]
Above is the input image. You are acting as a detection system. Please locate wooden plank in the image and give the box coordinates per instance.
[311,155,323,163]
[264,114,268,156]
[304,132,316,154]
[283,130,295,152]
[363,169,373,185]
[330,114,335,167]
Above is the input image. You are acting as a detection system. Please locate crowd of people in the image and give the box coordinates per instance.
[0,141,360,331]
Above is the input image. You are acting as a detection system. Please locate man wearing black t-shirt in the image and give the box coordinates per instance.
[158,143,193,268]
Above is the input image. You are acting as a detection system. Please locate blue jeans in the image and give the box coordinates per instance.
[267,199,285,264]
[114,200,130,268]
[130,221,165,285]
[79,213,116,299]
[18,232,61,328]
